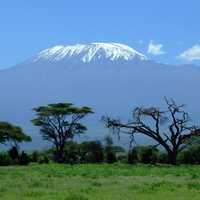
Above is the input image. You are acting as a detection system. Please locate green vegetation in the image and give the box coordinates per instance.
[32,103,93,163]
[1,100,200,166]
[0,121,31,146]
[104,98,200,164]
[0,164,200,200]
[0,99,200,199]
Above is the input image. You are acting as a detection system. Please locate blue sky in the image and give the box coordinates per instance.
[0,0,200,68]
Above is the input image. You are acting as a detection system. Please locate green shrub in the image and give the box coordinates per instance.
[64,141,80,164]
[19,151,30,165]
[38,155,50,164]
[136,146,158,164]
[104,146,117,164]
[8,146,19,161]
[128,146,159,164]
[105,149,117,164]
[178,145,200,164]
[8,146,20,164]
[0,152,12,166]
[31,151,40,163]
[157,152,168,164]
[128,148,138,164]
[117,153,127,163]
[80,141,104,163]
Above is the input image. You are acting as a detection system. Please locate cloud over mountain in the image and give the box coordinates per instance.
[179,44,200,61]
[148,40,165,55]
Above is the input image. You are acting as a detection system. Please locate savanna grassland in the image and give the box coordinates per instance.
[0,164,200,200]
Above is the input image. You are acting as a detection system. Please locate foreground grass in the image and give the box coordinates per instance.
[0,164,200,200]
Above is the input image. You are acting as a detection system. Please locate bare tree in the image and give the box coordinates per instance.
[103,98,200,165]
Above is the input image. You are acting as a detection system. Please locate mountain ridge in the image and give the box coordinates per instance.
[27,42,147,64]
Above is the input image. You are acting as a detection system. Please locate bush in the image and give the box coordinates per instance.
[117,153,127,163]
[80,141,104,163]
[8,146,20,164]
[19,151,30,165]
[128,148,138,164]
[128,146,158,164]
[29,150,50,164]
[0,152,12,166]
[105,148,117,164]
[8,146,19,160]
[103,136,121,164]
[138,146,158,164]
[64,141,80,164]
[178,145,200,164]
[38,155,49,164]
[31,151,40,163]
[157,152,168,164]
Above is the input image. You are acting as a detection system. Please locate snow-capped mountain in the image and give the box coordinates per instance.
[31,43,147,64]
[0,42,200,149]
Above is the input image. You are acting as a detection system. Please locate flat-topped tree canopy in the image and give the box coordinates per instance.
[0,121,31,146]
[32,103,93,117]
[32,102,93,163]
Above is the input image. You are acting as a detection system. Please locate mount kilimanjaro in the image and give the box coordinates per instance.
[0,42,200,148]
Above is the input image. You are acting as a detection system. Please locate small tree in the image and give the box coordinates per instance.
[19,151,30,165]
[64,141,80,164]
[104,136,117,164]
[104,98,200,165]
[0,122,31,147]
[128,148,138,164]
[80,141,104,163]
[135,146,158,164]
[8,146,19,163]
[32,103,93,163]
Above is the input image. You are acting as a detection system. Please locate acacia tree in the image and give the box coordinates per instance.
[103,98,200,165]
[31,103,93,163]
[0,121,31,147]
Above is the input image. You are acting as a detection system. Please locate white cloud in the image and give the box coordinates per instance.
[147,40,165,55]
[179,44,200,61]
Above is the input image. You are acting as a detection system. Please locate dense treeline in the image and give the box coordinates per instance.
[0,99,200,166]
[1,139,200,166]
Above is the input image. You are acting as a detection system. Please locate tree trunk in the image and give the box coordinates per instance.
[58,146,65,163]
[54,144,65,163]
[168,151,177,165]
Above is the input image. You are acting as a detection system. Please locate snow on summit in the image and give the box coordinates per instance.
[33,43,147,63]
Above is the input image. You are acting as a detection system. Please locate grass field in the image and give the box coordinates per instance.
[0,164,200,200]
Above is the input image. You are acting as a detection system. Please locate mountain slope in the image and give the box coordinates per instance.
[30,43,147,64]
[0,42,200,148]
